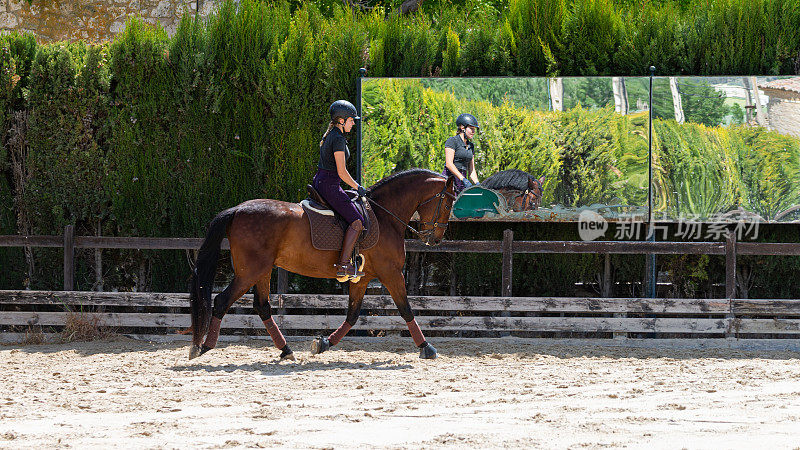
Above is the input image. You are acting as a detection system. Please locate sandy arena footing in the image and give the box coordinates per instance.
[2,336,800,448]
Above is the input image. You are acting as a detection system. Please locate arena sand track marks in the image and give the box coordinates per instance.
[1,337,800,448]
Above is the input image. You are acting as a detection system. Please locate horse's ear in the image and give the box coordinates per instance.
[527,177,537,190]
[446,175,455,189]
[537,175,545,186]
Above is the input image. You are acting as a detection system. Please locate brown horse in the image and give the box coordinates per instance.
[482,169,544,211]
[189,169,456,361]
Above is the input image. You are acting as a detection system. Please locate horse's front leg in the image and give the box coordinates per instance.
[310,278,369,355]
[379,269,437,359]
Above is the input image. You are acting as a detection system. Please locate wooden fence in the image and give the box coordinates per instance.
[2,227,800,338]
[3,226,800,297]
[2,290,800,338]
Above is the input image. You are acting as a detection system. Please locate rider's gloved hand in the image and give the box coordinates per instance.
[357,185,368,198]
[462,179,473,189]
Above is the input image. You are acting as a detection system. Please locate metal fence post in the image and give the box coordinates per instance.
[645,65,657,298]
[355,67,366,185]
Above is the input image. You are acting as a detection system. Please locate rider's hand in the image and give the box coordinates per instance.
[463,179,473,189]
[357,185,368,198]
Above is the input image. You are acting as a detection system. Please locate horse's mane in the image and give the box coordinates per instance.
[482,169,536,191]
[369,168,444,193]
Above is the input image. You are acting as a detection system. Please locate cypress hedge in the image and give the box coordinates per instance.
[0,0,798,294]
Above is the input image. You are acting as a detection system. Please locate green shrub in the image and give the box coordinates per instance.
[2,0,799,293]
[558,0,621,75]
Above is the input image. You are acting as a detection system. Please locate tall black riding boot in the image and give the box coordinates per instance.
[335,219,364,278]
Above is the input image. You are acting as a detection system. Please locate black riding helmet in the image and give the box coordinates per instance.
[456,113,479,131]
[329,100,360,122]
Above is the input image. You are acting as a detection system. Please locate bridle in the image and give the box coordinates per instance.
[366,183,456,242]
[416,185,457,241]
[512,185,542,211]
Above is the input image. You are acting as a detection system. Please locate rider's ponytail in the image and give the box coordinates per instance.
[319,120,336,147]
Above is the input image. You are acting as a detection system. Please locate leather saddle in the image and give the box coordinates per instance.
[302,184,379,252]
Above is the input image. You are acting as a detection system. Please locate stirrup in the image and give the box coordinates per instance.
[335,254,365,282]
[335,263,364,278]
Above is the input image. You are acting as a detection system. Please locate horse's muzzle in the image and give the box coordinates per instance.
[424,236,443,246]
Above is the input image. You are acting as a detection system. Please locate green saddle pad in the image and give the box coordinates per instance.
[452,186,508,218]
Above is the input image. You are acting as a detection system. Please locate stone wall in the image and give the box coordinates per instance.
[0,0,219,42]
[765,98,800,139]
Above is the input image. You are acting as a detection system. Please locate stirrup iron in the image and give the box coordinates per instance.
[336,253,365,283]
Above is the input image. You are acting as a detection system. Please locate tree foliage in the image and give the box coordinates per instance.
[0,0,799,294]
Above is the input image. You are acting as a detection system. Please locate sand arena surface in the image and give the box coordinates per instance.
[1,336,800,449]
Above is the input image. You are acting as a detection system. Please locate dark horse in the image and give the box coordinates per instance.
[482,169,545,211]
[189,169,456,361]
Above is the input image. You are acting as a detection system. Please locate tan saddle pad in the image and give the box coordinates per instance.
[301,198,379,251]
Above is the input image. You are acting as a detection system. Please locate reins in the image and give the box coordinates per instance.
[364,184,456,239]
[366,197,421,236]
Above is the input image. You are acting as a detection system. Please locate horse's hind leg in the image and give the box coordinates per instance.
[310,278,368,355]
[253,277,294,361]
[197,276,254,356]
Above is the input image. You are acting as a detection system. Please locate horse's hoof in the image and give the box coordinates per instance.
[419,343,438,359]
[279,346,295,361]
[189,344,202,360]
[310,336,330,355]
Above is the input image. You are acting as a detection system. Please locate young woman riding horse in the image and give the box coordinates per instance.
[312,100,368,279]
[188,101,456,361]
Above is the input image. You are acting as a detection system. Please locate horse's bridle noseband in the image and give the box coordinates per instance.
[416,185,457,240]
[512,185,542,211]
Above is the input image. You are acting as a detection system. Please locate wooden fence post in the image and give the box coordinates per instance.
[502,229,513,297]
[609,252,627,339]
[276,268,288,294]
[499,229,514,337]
[725,231,737,338]
[63,225,74,291]
[725,231,737,299]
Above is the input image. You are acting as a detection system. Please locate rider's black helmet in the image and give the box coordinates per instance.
[329,100,360,122]
[456,113,479,131]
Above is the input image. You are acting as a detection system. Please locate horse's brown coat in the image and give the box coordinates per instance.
[191,170,456,352]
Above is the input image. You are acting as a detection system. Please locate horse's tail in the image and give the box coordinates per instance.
[190,207,237,345]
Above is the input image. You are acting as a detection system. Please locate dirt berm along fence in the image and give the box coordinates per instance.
[2,226,800,340]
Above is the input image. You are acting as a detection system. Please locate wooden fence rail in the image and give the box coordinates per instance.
[3,291,800,337]
[2,228,800,297]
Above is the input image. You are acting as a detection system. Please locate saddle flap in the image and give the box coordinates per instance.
[302,199,380,252]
